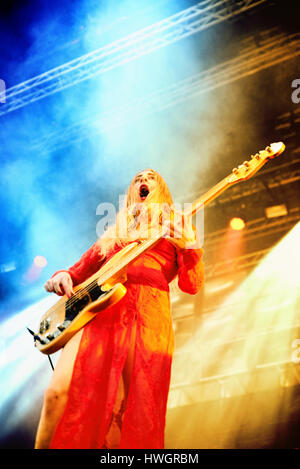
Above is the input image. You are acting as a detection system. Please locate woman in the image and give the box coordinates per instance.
[35,169,204,449]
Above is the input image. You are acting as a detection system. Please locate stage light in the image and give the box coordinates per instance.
[265,204,287,219]
[23,256,48,283]
[229,217,245,231]
[0,262,16,273]
[33,256,47,268]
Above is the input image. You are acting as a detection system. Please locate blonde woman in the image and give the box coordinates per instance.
[35,169,204,449]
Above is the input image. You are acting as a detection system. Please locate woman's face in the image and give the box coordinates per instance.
[132,169,158,202]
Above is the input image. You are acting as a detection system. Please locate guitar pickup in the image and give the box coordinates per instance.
[39,318,51,334]
[57,320,71,331]
[46,332,55,340]
[46,329,61,341]
[46,320,72,340]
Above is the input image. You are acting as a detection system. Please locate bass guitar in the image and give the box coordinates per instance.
[30,142,285,355]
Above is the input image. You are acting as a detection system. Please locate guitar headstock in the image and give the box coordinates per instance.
[227,142,285,185]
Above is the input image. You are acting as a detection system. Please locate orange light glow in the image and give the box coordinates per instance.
[230,217,245,231]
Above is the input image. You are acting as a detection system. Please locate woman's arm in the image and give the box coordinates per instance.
[164,212,204,294]
[176,246,204,295]
[44,242,106,297]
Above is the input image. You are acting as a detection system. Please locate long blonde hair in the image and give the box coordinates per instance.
[97,169,174,257]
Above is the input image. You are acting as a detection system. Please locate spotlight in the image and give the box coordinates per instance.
[229,217,245,231]
[265,204,288,219]
[33,255,47,268]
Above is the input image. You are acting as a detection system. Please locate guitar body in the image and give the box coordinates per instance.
[37,283,127,355]
[35,243,138,355]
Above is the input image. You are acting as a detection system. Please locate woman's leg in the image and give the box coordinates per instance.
[104,320,137,448]
[34,329,83,449]
[122,319,137,405]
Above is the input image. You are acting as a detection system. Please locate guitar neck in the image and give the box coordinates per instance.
[184,176,230,217]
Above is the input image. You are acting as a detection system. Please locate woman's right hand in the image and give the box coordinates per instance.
[44,272,74,298]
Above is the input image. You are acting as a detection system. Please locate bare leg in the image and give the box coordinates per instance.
[104,320,137,448]
[34,329,83,449]
[122,320,137,406]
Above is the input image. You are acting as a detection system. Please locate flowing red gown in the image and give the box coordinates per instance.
[50,238,204,449]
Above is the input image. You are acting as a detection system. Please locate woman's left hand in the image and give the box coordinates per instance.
[163,212,198,250]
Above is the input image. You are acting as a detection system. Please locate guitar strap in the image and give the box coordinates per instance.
[48,355,54,371]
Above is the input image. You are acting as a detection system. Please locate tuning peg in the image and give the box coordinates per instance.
[57,320,71,331]
[243,161,250,166]
[232,167,239,174]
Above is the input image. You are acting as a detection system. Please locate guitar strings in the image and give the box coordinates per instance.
[51,237,156,312]
[45,211,197,315]
[50,222,182,314]
[66,233,161,299]
[51,212,198,312]
[48,225,172,314]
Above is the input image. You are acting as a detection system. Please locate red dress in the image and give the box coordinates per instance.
[50,238,204,449]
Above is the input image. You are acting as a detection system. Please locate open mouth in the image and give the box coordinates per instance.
[139,184,150,200]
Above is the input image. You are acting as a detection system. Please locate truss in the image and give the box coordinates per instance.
[168,360,300,407]
[0,0,270,116]
[26,30,300,153]
[180,156,300,209]
[165,208,300,285]
[170,309,300,404]
[169,319,300,404]
[205,248,271,279]
[205,207,300,247]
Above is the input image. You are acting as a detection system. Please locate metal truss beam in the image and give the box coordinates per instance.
[168,360,300,407]
[27,30,300,153]
[0,0,269,116]
[168,209,300,292]
[181,157,300,209]
[173,316,300,357]
[204,207,300,250]
[160,208,299,284]
[205,247,273,279]
[204,218,300,278]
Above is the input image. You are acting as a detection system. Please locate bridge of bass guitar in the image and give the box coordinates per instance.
[35,282,127,355]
